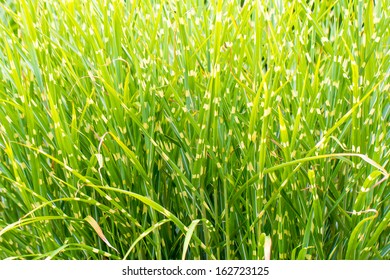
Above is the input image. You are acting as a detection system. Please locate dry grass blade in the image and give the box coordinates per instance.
[84,216,118,254]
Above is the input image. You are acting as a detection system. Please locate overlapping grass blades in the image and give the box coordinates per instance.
[0,0,389,259]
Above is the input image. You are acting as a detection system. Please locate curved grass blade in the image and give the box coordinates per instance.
[123,219,170,260]
[182,219,201,260]
[346,209,378,259]
[84,215,118,254]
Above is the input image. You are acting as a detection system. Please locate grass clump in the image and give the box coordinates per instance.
[0,0,389,260]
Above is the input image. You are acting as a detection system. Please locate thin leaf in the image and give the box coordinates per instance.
[84,215,118,254]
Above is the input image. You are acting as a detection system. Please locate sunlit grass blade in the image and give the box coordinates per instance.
[84,215,118,254]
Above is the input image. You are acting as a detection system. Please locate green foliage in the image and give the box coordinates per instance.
[0,0,389,260]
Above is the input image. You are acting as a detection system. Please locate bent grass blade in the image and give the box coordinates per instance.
[84,215,119,254]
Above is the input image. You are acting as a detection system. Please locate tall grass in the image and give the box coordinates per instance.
[0,0,389,260]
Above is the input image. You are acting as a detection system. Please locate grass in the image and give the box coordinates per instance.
[0,0,389,260]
